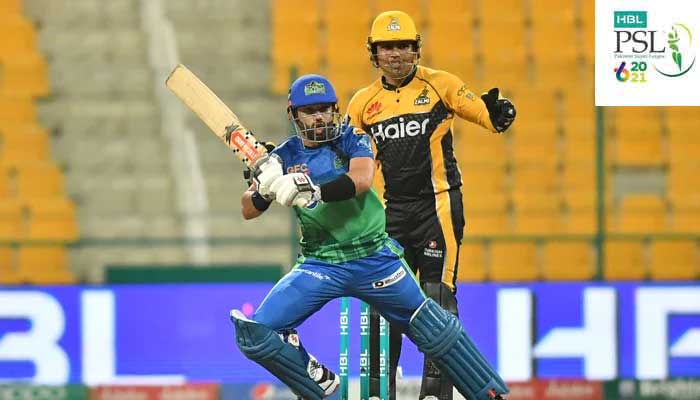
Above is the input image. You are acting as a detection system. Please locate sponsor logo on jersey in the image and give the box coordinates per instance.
[387,17,401,32]
[414,87,431,105]
[370,117,430,142]
[373,267,406,289]
[366,101,383,118]
[287,163,309,174]
[295,269,331,281]
[457,84,476,101]
[424,240,443,258]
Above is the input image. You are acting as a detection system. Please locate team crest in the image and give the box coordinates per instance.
[304,81,326,96]
[414,87,430,105]
[333,155,345,169]
[387,17,401,32]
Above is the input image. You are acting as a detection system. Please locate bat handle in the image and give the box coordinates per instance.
[293,198,309,208]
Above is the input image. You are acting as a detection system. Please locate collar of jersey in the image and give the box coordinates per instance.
[381,65,418,91]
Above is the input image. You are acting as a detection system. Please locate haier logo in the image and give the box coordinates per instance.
[370,117,429,142]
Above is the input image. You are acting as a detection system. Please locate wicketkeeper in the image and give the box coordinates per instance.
[346,10,517,400]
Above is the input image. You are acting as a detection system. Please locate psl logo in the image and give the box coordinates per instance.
[613,11,696,78]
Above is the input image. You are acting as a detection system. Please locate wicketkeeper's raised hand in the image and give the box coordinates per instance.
[269,172,321,208]
[481,88,516,133]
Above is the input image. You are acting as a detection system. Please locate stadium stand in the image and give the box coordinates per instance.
[1,0,694,284]
[166,0,295,269]
[0,1,76,283]
[257,0,695,282]
[649,240,698,280]
[490,242,539,281]
[604,240,646,280]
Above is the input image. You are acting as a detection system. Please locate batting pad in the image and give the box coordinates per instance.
[230,310,325,400]
[407,299,509,400]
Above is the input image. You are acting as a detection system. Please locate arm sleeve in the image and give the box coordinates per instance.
[438,71,498,133]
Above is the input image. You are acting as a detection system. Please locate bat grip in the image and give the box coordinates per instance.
[293,198,309,208]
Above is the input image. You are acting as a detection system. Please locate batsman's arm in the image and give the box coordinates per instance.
[315,156,374,203]
[346,156,374,194]
[241,183,271,220]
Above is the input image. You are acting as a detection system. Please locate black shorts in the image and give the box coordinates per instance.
[385,189,465,290]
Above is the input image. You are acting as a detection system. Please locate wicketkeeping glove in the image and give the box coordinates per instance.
[269,172,321,208]
[481,88,516,133]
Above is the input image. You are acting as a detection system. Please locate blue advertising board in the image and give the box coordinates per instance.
[0,282,698,384]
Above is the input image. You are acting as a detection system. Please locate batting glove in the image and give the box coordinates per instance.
[243,141,277,186]
[269,173,321,208]
[250,153,283,200]
[481,88,516,133]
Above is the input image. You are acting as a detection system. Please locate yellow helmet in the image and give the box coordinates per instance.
[367,10,421,44]
[367,11,422,65]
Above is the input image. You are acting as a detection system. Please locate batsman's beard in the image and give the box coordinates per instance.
[310,124,329,141]
[295,117,341,143]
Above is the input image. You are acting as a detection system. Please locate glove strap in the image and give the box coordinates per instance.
[291,174,321,206]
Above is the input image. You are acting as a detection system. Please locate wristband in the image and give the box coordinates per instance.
[251,191,272,211]
[320,174,356,202]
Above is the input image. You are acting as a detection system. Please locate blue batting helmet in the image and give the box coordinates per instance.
[287,74,342,143]
[288,74,338,109]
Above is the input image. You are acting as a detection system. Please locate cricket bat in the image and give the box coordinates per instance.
[165,64,308,207]
[165,64,268,167]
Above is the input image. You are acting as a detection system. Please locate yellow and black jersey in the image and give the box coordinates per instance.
[346,65,496,202]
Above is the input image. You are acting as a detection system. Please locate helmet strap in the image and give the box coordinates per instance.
[368,41,420,69]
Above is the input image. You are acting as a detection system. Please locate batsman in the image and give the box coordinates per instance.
[346,11,517,400]
[230,74,509,400]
